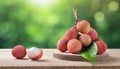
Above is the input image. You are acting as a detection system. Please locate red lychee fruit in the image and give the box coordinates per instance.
[12,45,26,59]
[76,20,90,33]
[88,28,98,41]
[65,28,78,40]
[57,37,68,52]
[95,39,107,54]
[67,39,82,54]
[79,34,92,46]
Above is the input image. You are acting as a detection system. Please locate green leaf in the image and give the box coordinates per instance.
[80,42,98,65]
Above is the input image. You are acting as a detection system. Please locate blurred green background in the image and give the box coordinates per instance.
[0,0,120,48]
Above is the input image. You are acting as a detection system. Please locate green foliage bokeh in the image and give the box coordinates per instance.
[0,0,120,48]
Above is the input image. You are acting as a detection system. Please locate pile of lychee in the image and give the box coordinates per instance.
[57,20,107,54]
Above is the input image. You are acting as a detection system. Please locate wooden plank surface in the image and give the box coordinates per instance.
[0,49,120,69]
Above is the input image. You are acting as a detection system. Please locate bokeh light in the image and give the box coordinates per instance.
[94,12,105,22]
[30,0,58,7]
[108,1,119,11]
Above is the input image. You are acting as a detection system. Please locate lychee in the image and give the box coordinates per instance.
[95,39,107,54]
[57,37,68,52]
[12,45,26,59]
[79,34,92,46]
[76,20,90,33]
[88,28,98,41]
[28,47,43,60]
[67,39,82,54]
[65,28,78,40]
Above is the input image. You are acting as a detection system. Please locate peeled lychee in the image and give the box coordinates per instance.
[28,47,43,60]
[67,39,82,54]
[57,37,68,52]
[65,28,78,40]
[95,39,107,54]
[76,20,90,33]
[12,45,26,59]
[79,34,92,46]
[88,28,98,41]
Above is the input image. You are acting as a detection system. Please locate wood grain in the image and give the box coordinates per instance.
[0,49,120,69]
[53,51,109,61]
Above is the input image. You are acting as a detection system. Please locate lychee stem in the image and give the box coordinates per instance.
[73,9,79,31]
[73,9,79,25]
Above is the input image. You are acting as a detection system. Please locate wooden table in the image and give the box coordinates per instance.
[0,49,120,69]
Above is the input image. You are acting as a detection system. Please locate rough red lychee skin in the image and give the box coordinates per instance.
[95,39,107,54]
[57,37,68,52]
[88,28,98,41]
[29,50,43,60]
[12,45,26,59]
[76,20,90,33]
[67,39,82,54]
[65,28,78,40]
[79,34,92,46]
